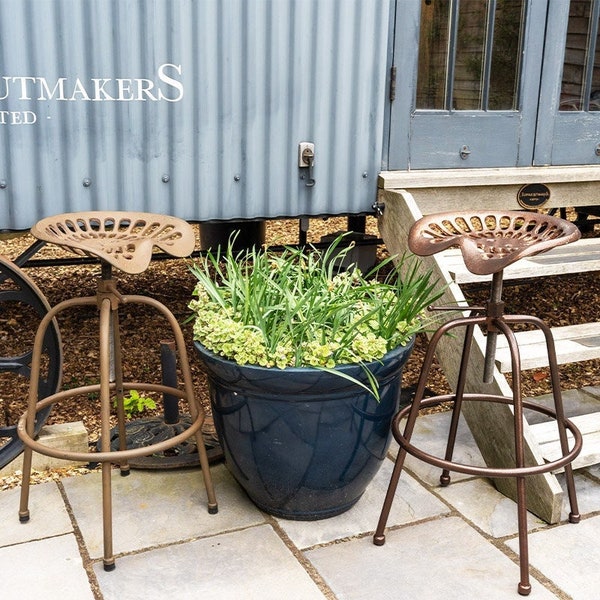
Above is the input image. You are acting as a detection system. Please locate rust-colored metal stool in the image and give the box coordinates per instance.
[373,211,583,596]
[17,212,218,571]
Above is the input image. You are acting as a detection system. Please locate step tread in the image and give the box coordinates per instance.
[493,322,600,372]
[530,413,600,470]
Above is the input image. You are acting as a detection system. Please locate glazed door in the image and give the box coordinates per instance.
[535,0,600,165]
[387,0,600,170]
[388,0,547,169]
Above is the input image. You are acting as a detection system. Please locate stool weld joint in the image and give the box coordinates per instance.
[97,279,124,310]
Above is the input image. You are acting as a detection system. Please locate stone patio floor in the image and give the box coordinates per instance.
[2,387,600,599]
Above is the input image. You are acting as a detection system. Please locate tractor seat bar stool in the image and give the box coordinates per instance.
[373,211,583,596]
[17,212,218,571]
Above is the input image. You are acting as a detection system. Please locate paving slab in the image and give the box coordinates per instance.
[276,457,449,549]
[524,386,600,424]
[506,514,600,600]
[587,462,600,480]
[94,524,325,600]
[61,464,265,559]
[559,470,600,516]
[0,481,73,546]
[1,403,599,600]
[396,410,485,486]
[436,470,600,540]
[305,516,560,599]
[0,534,95,600]
[435,476,542,537]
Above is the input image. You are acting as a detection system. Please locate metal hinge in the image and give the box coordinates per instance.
[389,65,396,102]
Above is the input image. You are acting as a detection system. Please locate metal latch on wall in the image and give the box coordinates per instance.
[298,142,315,187]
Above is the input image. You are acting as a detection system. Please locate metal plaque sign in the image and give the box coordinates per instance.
[517,183,551,209]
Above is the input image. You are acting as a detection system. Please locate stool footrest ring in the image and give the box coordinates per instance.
[18,381,204,464]
[394,394,583,478]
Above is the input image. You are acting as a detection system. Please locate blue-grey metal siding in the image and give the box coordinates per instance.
[0,0,393,230]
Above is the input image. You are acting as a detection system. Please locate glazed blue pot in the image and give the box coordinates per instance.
[194,338,414,520]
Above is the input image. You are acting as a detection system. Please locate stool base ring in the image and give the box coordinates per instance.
[393,393,583,479]
[18,381,205,464]
[100,416,224,469]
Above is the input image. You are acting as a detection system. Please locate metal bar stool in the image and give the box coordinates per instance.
[373,211,583,596]
[17,212,218,571]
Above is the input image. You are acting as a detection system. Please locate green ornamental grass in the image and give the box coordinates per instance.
[189,234,443,398]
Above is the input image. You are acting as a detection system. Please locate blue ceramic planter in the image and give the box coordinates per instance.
[195,338,414,520]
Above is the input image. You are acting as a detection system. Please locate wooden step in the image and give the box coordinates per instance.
[493,322,600,372]
[440,237,600,284]
[378,188,587,524]
[530,412,600,471]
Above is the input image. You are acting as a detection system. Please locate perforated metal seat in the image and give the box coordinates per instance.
[31,211,197,273]
[374,210,582,596]
[18,212,218,571]
[408,210,581,275]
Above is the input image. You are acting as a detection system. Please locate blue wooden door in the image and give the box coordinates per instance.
[535,0,600,165]
[387,0,600,170]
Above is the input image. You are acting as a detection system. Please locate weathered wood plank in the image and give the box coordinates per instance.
[495,323,600,372]
[378,188,564,524]
[377,167,600,213]
[378,165,600,189]
[399,184,600,214]
[440,238,600,284]
[531,413,600,470]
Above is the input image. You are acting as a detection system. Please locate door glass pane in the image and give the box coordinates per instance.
[416,0,524,111]
[454,0,488,109]
[560,0,600,111]
[416,0,450,109]
[489,0,525,109]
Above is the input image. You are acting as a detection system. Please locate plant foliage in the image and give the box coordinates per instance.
[189,234,444,396]
[115,390,157,418]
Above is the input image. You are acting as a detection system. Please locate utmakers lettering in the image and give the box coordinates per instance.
[0,63,183,125]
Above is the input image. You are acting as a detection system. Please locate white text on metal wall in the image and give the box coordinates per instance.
[0,63,183,125]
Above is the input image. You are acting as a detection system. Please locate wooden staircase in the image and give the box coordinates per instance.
[377,184,600,524]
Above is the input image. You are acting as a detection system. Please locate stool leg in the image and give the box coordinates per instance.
[18,384,39,523]
[505,315,581,522]
[500,322,531,595]
[18,446,34,522]
[18,306,59,522]
[110,308,130,477]
[440,322,476,487]
[131,294,218,514]
[374,323,452,545]
[18,425,35,524]
[540,321,581,523]
[516,474,531,595]
[512,382,532,596]
[373,430,409,545]
[170,309,218,514]
[101,462,115,571]
[536,317,580,523]
[99,298,116,571]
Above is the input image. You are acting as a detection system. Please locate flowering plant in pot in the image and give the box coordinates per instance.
[189,235,442,520]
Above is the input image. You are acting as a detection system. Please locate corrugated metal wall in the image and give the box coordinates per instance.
[0,0,393,230]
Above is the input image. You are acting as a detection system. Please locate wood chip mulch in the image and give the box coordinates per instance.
[2,214,600,489]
